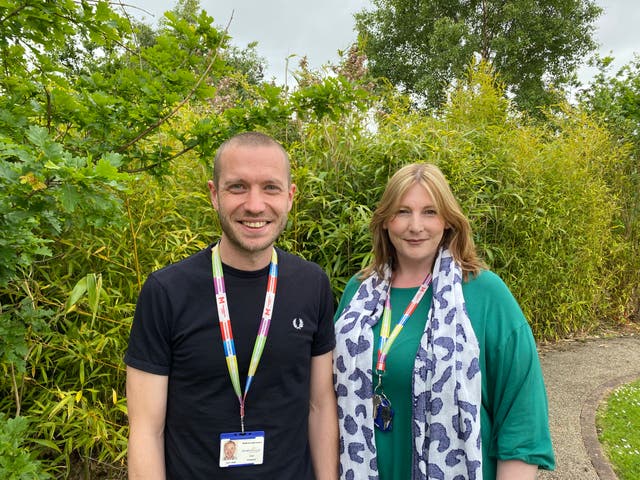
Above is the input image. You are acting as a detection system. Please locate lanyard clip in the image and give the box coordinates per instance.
[374,371,385,394]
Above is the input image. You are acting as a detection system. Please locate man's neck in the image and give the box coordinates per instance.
[217,239,274,271]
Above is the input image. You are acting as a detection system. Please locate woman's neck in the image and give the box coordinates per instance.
[392,262,433,288]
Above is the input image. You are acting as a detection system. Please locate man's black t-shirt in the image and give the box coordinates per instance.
[125,244,335,479]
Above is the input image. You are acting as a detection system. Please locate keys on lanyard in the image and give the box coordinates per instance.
[373,375,394,432]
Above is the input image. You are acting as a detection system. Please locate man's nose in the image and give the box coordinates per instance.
[244,188,266,212]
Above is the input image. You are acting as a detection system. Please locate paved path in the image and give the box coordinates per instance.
[537,334,640,480]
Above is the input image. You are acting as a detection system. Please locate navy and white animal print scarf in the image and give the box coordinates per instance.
[334,248,483,480]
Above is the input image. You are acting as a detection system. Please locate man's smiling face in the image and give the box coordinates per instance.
[208,143,295,269]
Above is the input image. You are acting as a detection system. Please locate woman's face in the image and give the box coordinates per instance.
[384,183,447,273]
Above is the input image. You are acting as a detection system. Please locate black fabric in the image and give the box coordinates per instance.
[125,244,335,479]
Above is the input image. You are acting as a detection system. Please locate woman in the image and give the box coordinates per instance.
[334,163,555,480]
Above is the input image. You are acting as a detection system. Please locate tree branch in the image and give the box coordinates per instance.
[116,12,234,153]
[121,143,198,173]
[0,4,29,26]
[11,363,21,417]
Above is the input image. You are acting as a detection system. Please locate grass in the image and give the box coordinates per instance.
[597,378,640,479]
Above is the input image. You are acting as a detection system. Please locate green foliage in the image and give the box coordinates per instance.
[0,129,128,286]
[5,154,216,477]
[355,0,602,112]
[66,273,104,328]
[0,414,50,479]
[224,43,267,85]
[441,66,629,338]
[597,378,640,479]
[579,55,640,322]
[580,55,640,152]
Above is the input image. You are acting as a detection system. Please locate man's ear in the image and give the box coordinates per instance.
[207,180,218,210]
[287,183,297,212]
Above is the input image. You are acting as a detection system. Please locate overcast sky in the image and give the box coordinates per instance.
[128,0,639,86]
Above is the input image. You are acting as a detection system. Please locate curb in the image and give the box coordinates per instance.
[580,373,640,480]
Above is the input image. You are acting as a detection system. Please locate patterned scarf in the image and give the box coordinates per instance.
[334,248,483,480]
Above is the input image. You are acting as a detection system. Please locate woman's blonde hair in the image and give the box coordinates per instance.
[361,163,486,281]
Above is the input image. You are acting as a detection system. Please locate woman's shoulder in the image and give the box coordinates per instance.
[463,269,527,319]
[334,273,367,321]
[463,269,531,339]
[344,273,363,288]
[341,273,364,300]
[463,269,515,301]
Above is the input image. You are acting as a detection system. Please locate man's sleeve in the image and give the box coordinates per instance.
[124,274,172,376]
[311,270,336,356]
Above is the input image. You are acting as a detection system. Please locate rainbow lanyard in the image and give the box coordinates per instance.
[211,243,278,432]
[376,273,433,375]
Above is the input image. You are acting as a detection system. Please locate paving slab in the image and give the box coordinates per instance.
[537,335,640,480]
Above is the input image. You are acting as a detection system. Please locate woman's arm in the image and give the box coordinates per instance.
[496,459,538,480]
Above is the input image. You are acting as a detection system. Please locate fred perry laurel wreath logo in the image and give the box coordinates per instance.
[292,318,304,330]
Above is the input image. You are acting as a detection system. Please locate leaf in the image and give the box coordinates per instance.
[94,158,119,178]
[48,394,74,420]
[25,126,49,147]
[59,184,81,213]
[19,173,47,190]
[31,438,62,453]
[66,277,87,313]
[44,160,60,170]
[86,273,102,327]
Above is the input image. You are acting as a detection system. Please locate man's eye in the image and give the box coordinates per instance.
[228,184,246,192]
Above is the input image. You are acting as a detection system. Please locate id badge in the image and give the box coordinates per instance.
[219,431,265,468]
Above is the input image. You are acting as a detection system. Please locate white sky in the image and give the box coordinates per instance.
[128,0,639,86]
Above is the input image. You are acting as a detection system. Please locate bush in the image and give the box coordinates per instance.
[0,413,50,479]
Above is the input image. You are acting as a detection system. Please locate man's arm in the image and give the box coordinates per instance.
[496,459,538,480]
[308,351,339,480]
[127,366,168,480]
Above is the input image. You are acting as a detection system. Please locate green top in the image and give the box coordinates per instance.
[335,270,555,480]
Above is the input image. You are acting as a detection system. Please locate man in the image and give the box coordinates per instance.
[125,132,338,479]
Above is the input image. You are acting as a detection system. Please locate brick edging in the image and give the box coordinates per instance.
[580,373,640,480]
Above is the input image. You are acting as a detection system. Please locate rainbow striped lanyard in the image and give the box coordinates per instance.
[211,243,278,433]
[376,273,432,375]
